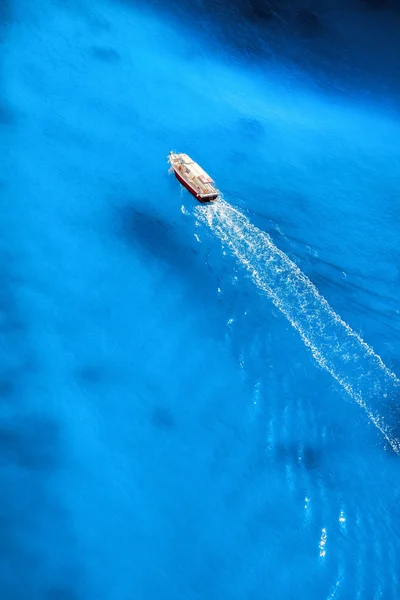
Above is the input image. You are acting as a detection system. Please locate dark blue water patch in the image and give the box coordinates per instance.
[244,0,275,22]
[0,258,37,407]
[91,45,120,62]
[236,116,266,140]
[363,0,390,8]
[151,406,176,430]
[0,379,15,398]
[225,436,323,506]
[295,9,320,38]
[115,205,180,259]
[118,0,400,103]
[0,429,85,599]
[0,105,15,126]
[74,362,111,385]
[0,414,60,470]
[46,586,80,600]
[273,440,321,470]
[0,0,11,27]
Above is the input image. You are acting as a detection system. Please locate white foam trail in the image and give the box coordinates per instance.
[196,199,400,453]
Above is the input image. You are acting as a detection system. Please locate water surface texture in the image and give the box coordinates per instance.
[2,0,400,598]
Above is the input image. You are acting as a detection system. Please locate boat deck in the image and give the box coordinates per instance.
[168,152,218,200]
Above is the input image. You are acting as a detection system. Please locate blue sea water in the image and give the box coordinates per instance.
[2,0,400,598]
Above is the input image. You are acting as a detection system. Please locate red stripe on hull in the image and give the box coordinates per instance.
[173,168,217,203]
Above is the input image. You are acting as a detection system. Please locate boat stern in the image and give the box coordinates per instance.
[197,192,218,203]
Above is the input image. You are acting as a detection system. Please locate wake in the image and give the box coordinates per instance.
[196,199,400,453]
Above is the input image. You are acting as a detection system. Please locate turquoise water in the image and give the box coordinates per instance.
[2,0,400,598]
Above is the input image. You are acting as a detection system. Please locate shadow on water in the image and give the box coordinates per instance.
[113,202,241,336]
[115,204,196,269]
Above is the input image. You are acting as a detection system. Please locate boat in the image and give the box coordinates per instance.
[168,152,219,203]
